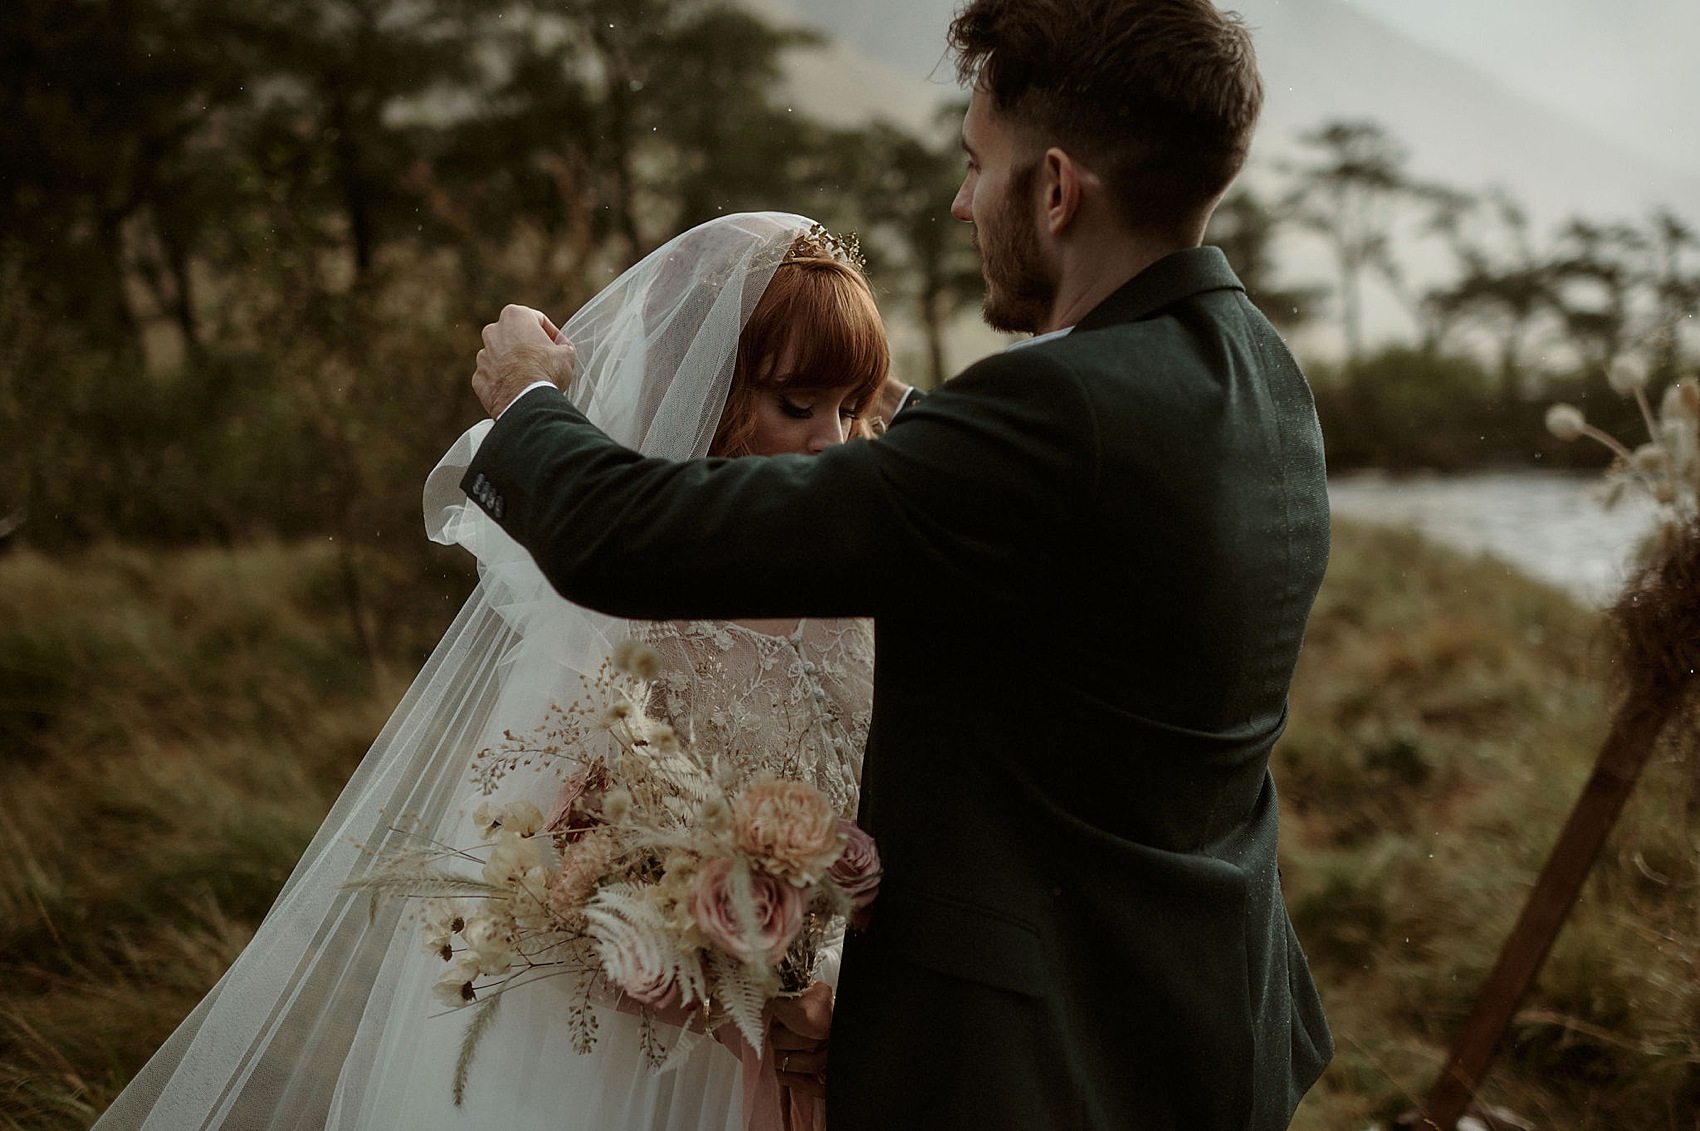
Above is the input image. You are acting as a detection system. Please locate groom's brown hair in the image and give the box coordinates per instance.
[948,0,1263,232]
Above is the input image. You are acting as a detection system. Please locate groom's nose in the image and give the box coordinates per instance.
[951,177,975,224]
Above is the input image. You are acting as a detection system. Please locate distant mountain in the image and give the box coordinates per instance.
[751,0,1700,228]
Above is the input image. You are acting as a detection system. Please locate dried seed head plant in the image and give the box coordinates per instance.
[1548,364,1699,720]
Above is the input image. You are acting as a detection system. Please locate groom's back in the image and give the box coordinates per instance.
[832,250,1333,1131]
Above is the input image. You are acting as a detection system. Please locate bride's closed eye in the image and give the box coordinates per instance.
[778,395,861,421]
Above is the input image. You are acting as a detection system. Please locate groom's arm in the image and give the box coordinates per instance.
[460,353,1094,622]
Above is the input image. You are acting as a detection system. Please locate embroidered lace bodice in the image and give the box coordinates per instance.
[633,617,874,816]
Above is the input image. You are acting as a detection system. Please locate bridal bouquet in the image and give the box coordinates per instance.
[354,638,880,1096]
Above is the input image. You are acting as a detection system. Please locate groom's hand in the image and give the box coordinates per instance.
[770,980,833,1097]
[473,304,576,418]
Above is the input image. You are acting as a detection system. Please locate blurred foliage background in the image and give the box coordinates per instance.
[2,2,1698,1129]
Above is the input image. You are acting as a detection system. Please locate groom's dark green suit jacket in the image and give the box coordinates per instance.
[463,247,1334,1130]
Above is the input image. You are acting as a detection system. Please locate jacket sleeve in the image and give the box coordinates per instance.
[459,349,1097,621]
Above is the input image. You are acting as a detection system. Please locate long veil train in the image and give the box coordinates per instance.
[93,212,822,1131]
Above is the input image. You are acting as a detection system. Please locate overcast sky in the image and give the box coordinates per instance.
[1333,0,1700,179]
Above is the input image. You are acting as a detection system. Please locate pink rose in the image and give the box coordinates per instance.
[624,970,685,1010]
[689,856,807,966]
[827,819,881,912]
[543,763,612,835]
[732,778,843,884]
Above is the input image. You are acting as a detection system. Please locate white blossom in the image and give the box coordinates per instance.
[510,866,555,930]
[462,912,517,975]
[432,959,480,1008]
[420,898,467,961]
[499,800,545,837]
[484,829,548,887]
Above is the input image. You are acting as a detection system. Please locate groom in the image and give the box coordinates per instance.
[462,0,1332,1127]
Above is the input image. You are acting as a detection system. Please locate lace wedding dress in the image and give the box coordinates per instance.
[331,616,873,1131]
[90,213,859,1131]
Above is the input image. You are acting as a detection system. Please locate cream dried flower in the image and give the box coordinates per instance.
[421,898,468,962]
[612,638,663,681]
[1662,381,1699,422]
[462,912,517,975]
[602,789,633,825]
[472,802,501,839]
[510,865,555,930]
[1608,356,1649,397]
[484,829,548,887]
[699,794,732,836]
[432,958,480,1008]
[1632,443,1671,477]
[1546,404,1586,442]
[497,800,545,837]
[648,721,682,755]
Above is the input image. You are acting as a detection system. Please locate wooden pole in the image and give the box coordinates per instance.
[1413,694,1675,1130]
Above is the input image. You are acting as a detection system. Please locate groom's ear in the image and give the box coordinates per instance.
[1040,147,1095,236]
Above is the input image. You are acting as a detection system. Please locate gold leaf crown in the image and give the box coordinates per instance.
[785,223,866,273]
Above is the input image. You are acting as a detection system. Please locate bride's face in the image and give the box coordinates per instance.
[744,386,858,458]
[744,342,863,456]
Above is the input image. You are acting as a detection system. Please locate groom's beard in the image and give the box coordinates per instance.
[975,164,1056,335]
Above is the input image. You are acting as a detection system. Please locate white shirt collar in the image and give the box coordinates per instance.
[1003,326,1075,352]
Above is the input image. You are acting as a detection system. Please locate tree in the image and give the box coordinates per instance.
[1646,208,1699,383]
[1281,120,1411,364]
[643,6,822,235]
[0,0,265,358]
[1420,188,1558,400]
[1205,186,1321,336]
[1550,218,1647,374]
[840,112,984,388]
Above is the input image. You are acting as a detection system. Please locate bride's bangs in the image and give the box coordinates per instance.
[710,256,890,457]
[750,261,890,404]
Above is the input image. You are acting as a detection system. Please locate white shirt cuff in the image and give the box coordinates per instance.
[499,381,559,418]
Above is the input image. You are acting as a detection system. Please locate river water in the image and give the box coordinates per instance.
[1326,470,1664,607]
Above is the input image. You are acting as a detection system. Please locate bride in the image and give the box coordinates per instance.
[92,212,893,1131]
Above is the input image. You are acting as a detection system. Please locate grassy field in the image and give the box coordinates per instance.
[1,526,1695,1130]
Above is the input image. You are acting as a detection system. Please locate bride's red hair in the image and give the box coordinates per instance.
[709,257,891,457]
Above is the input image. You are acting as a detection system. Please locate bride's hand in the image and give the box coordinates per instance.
[473,304,576,418]
[770,980,833,1097]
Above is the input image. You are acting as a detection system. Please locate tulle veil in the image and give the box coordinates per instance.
[92,212,824,1131]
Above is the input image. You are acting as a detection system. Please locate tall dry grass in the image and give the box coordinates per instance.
[1,527,1695,1129]
[1283,523,1700,1130]
[0,541,455,1129]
